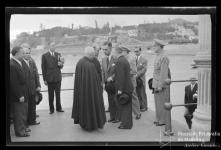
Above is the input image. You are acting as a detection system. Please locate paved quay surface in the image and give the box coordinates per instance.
[11,108,199,142]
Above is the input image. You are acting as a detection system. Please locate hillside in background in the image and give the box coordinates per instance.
[11,18,198,49]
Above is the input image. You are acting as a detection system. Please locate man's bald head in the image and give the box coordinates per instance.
[84,46,95,59]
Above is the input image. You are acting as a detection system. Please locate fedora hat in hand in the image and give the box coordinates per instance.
[35,91,43,105]
[105,81,116,95]
[117,92,131,105]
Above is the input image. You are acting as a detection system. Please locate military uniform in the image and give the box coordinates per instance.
[152,51,171,126]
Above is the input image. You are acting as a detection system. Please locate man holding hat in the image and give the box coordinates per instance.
[152,39,173,136]
[184,75,198,130]
[101,41,120,123]
[114,46,134,129]
[122,46,141,120]
[134,46,148,112]
[41,42,64,114]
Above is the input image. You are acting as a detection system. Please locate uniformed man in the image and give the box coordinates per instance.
[152,39,173,136]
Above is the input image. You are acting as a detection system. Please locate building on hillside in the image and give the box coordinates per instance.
[128,29,138,37]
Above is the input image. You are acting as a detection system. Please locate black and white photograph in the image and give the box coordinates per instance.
[6,7,217,147]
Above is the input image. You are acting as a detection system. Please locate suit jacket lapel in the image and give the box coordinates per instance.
[11,58,23,72]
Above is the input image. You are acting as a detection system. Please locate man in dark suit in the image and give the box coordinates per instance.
[10,46,30,137]
[22,44,41,125]
[101,41,120,123]
[41,43,64,114]
[184,76,198,129]
[134,46,148,112]
[114,46,134,129]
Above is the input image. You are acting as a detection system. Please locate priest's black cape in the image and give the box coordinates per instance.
[72,56,106,131]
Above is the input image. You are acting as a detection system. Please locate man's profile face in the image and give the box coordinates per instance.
[94,47,100,57]
[17,49,25,60]
[23,47,31,60]
[102,45,111,56]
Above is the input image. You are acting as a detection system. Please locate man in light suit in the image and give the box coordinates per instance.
[41,42,64,114]
[101,41,120,123]
[134,46,148,112]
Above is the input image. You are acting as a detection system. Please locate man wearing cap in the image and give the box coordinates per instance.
[21,44,41,126]
[152,39,173,136]
[41,42,64,114]
[184,76,198,130]
[122,46,141,120]
[101,41,120,123]
[114,46,134,129]
[10,46,30,137]
[134,46,148,112]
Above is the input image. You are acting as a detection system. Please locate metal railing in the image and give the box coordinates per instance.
[39,72,198,92]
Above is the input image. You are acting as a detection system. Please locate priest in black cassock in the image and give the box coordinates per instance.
[71,46,106,131]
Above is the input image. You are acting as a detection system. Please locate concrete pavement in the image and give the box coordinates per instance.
[11,108,192,142]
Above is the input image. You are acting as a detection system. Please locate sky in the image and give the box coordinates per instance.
[10,14,199,41]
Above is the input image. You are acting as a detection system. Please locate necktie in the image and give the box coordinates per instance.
[107,56,109,67]
[27,60,30,67]
[136,56,138,66]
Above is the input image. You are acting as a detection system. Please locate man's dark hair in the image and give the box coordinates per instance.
[103,41,112,48]
[11,46,22,56]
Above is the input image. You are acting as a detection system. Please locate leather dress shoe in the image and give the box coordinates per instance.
[25,128,31,132]
[155,122,165,126]
[140,108,148,112]
[49,111,54,114]
[118,125,131,129]
[56,110,64,112]
[135,114,141,120]
[153,121,159,125]
[108,119,115,122]
[16,133,30,137]
[163,131,174,136]
[112,119,120,123]
[29,121,40,125]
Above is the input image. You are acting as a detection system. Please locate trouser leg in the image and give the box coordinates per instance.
[136,85,147,109]
[48,83,55,112]
[55,81,62,111]
[27,94,36,124]
[108,93,116,120]
[132,89,141,116]
[13,102,27,136]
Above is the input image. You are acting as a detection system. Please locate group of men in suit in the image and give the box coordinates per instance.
[10,44,41,137]
[10,42,65,137]
[100,41,148,129]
